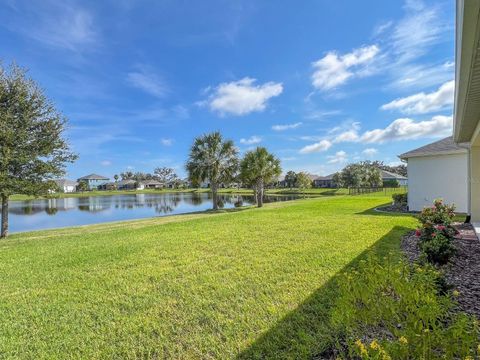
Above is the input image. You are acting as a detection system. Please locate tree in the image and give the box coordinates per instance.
[295,172,312,195]
[186,132,239,210]
[338,161,382,189]
[332,172,343,188]
[284,171,297,189]
[240,147,282,207]
[114,174,119,182]
[120,171,134,180]
[77,181,88,192]
[154,167,178,187]
[0,63,77,237]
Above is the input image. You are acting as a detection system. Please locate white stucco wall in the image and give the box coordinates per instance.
[407,153,468,212]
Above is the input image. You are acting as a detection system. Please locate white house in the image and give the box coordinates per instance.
[399,137,469,212]
[401,0,480,235]
[54,179,78,193]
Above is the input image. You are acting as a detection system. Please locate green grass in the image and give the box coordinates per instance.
[0,195,417,359]
[9,186,406,201]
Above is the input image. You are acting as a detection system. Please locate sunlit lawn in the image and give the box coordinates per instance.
[0,195,416,359]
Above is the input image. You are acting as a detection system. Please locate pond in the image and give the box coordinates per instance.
[6,192,303,233]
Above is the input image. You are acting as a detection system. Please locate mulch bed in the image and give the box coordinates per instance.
[401,223,480,319]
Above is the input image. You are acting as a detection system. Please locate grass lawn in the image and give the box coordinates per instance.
[0,195,417,359]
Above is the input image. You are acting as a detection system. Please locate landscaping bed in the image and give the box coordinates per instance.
[402,223,480,319]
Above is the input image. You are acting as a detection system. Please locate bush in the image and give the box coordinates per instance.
[392,193,407,206]
[420,232,456,265]
[383,179,400,188]
[329,255,479,360]
[416,199,457,265]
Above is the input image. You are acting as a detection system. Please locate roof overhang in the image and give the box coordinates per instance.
[454,0,480,143]
[399,148,468,161]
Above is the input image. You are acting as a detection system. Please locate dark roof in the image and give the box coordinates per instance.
[315,173,335,181]
[54,179,77,187]
[399,136,468,159]
[77,173,110,180]
[380,170,407,180]
[143,180,163,185]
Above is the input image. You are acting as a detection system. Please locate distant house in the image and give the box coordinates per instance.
[380,170,408,186]
[77,174,110,190]
[116,179,144,191]
[143,180,163,189]
[313,174,335,188]
[399,137,469,213]
[54,179,77,193]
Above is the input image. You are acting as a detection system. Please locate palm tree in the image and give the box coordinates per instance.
[240,147,282,207]
[186,132,239,210]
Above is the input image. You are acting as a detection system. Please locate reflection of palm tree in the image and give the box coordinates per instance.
[45,207,58,215]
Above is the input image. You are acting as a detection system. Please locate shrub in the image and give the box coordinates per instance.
[329,255,479,359]
[416,199,457,264]
[392,193,407,206]
[420,232,456,265]
[418,199,455,227]
[384,179,400,188]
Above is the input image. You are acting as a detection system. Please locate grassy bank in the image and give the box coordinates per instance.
[8,186,406,201]
[0,195,417,358]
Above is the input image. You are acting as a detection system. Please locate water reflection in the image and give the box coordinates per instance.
[5,193,301,233]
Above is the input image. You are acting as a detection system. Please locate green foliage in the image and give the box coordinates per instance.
[239,147,281,207]
[284,171,297,188]
[0,62,77,237]
[295,172,312,192]
[76,181,88,192]
[416,199,457,265]
[418,199,456,227]
[331,255,479,360]
[383,179,400,188]
[186,131,239,209]
[420,233,456,265]
[392,193,407,206]
[338,161,383,188]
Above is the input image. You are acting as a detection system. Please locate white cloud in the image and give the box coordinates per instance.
[272,122,302,131]
[206,77,283,116]
[362,148,378,157]
[359,115,452,143]
[101,160,112,166]
[240,135,262,145]
[381,80,454,114]
[160,138,173,146]
[327,151,348,164]
[299,140,332,154]
[127,65,168,98]
[311,45,380,91]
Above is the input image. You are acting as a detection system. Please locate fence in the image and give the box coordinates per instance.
[348,186,407,195]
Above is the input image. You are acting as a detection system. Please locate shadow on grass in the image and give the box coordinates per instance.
[237,226,411,360]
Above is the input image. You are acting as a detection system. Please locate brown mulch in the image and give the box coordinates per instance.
[401,223,480,319]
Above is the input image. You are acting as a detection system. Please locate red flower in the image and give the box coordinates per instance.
[415,229,421,237]
[436,225,445,231]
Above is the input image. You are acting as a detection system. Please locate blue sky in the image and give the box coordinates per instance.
[0,0,454,179]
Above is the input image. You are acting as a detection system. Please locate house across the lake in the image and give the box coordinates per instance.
[77,174,110,190]
[380,170,408,186]
[313,174,335,188]
[53,179,78,193]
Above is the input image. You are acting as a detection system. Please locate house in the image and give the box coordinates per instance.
[380,170,408,186]
[77,174,110,190]
[400,0,480,234]
[53,179,77,193]
[116,179,145,191]
[143,180,163,189]
[399,137,469,212]
[313,174,335,188]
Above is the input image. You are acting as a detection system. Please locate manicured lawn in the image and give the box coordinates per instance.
[0,195,416,359]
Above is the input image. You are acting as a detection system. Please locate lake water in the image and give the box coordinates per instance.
[6,193,302,233]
